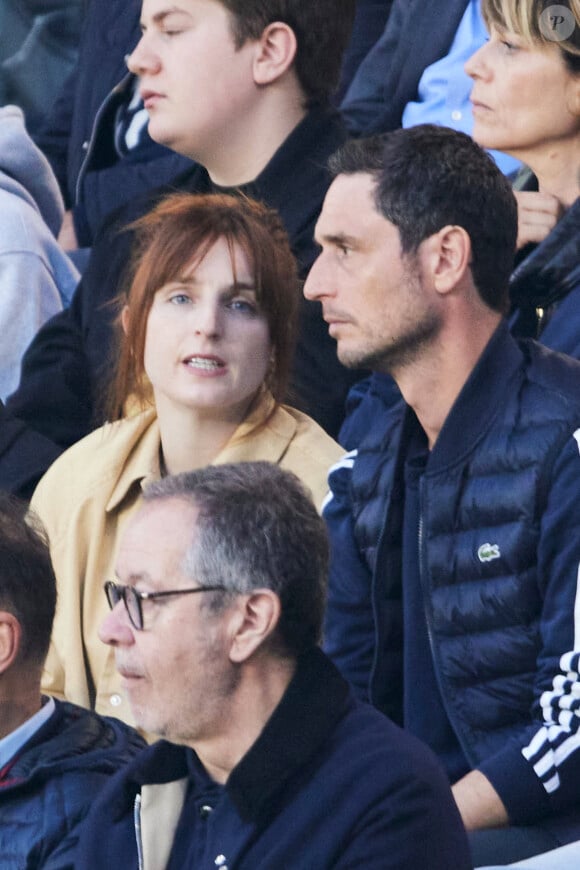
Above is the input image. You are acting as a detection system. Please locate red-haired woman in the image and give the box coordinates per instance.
[32,192,342,730]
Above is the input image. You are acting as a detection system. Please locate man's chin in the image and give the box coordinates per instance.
[337,346,370,370]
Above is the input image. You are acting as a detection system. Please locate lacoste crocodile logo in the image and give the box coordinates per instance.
[478,543,501,563]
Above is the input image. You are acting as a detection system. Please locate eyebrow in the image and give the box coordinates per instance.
[115,571,150,587]
[317,232,359,248]
[171,277,258,293]
[141,7,191,29]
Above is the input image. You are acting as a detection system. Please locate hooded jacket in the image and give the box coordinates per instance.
[0,105,79,398]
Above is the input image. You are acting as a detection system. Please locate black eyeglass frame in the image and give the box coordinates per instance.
[104,579,228,631]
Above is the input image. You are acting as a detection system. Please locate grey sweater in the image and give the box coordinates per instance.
[0,105,79,398]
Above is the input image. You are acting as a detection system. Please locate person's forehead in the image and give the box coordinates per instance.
[117,500,199,584]
[141,0,227,24]
[316,172,395,241]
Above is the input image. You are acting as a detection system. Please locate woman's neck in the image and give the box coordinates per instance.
[156,393,263,476]
[525,139,580,209]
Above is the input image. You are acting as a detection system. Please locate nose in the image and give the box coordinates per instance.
[465,41,490,80]
[304,253,332,302]
[194,300,222,338]
[99,600,135,647]
[127,32,161,77]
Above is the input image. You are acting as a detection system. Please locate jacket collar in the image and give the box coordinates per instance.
[118,649,351,824]
[411,321,525,472]
[226,647,350,823]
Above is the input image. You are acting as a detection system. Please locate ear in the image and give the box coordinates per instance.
[426,225,472,297]
[253,22,297,86]
[228,590,281,663]
[121,304,130,336]
[0,612,21,675]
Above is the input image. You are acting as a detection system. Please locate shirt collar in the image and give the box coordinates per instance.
[105,393,297,513]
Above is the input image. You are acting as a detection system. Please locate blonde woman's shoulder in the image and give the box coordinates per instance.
[274,405,344,510]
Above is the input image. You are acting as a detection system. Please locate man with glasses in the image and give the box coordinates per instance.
[75,461,470,869]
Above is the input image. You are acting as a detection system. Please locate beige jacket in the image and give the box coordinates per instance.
[33,399,342,727]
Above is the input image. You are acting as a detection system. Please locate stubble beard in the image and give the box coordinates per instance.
[157,634,241,745]
[339,311,442,374]
[337,259,443,375]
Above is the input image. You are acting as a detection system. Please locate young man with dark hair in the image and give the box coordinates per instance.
[305,125,580,865]
[0,494,143,867]
[76,462,471,869]
[9,0,360,447]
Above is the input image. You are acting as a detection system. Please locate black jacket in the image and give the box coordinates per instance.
[0,699,145,869]
[9,108,361,449]
[510,197,580,358]
[0,400,61,500]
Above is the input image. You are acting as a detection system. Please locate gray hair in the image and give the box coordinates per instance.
[143,462,329,658]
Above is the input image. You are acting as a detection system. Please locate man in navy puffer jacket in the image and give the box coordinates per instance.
[0,494,144,869]
[305,125,580,867]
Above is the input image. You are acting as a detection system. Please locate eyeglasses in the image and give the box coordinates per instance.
[104,580,227,631]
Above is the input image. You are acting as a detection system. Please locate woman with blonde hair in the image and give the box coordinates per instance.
[466,0,579,355]
[32,192,343,729]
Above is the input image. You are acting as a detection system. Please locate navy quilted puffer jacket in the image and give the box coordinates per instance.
[324,323,580,829]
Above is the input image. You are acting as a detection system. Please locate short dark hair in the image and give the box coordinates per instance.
[221,0,356,106]
[0,495,56,667]
[144,462,329,658]
[329,125,518,313]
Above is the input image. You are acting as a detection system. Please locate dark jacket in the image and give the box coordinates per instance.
[0,400,61,500]
[0,0,84,135]
[510,197,580,358]
[324,323,580,836]
[334,0,394,103]
[76,648,470,870]
[0,699,145,869]
[341,0,469,133]
[33,0,191,246]
[9,108,362,448]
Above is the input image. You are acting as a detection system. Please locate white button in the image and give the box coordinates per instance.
[215,857,227,867]
[82,140,89,151]
[110,693,122,707]
[451,110,462,121]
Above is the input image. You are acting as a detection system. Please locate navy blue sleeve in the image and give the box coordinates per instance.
[340,0,409,133]
[479,431,580,823]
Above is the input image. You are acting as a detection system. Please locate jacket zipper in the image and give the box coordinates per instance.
[418,478,472,765]
[134,792,144,870]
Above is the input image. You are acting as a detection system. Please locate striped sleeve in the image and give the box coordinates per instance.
[479,431,580,823]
